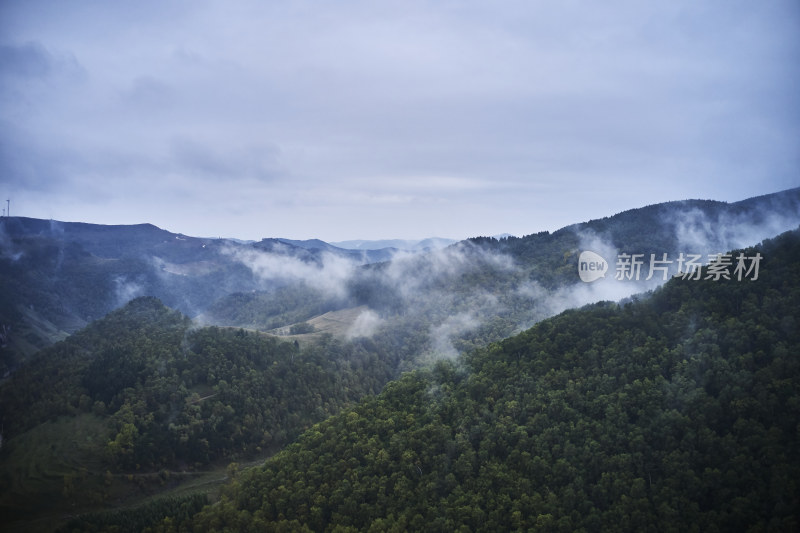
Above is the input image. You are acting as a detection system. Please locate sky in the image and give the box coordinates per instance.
[1,0,798,242]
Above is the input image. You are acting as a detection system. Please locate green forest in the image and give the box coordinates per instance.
[58,229,800,531]
[0,297,401,525]
[2,194,799,531]
[0,0,798,525]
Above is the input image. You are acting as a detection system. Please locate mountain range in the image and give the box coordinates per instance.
[0,187,799,531]
[175,227,800,532]
[328,238,457,252]
[2,188,798,370]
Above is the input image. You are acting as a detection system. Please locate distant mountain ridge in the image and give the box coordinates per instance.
[174,227,800,532]
[1,188,799,531]
[0,218,401,370]
[469,187,800,280]
[205,187,800,364]
[1,187,798,374]
[330,237,457,251]
[275,238,396,262]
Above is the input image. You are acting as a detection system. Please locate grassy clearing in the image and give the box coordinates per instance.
[269,305,370,341]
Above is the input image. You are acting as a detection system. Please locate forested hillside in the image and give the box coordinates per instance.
[472,188,800,287]
[0,298,396,528]
[2,191,799,531]
[4,188,797,379]
[206,187,800,360]
[0,218,390,372]
[142,228,800,532]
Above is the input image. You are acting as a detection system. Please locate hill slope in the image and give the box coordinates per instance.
[210,187,800,336]
[166,228,800,532]
[0,218,399,371]
[2,188,798,376]
[0,298,395,529]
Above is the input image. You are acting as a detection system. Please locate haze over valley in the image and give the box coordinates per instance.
[1,188,799,530]
[1,0,799,530]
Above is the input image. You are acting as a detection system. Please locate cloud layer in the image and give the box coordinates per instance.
[219,192,797,362]
[1,1,798,240]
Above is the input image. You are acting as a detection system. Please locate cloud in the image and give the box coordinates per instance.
[195,190,799,366]
[123,76,175,112]
[113,276,144,307]
[346,309,385,339]
[168,137,284,183]
[430,312,480,360]
[224,244,356,299]
[671,202,800,254]
[381,242,516,302]
[1,1,797,240]
[0,222,23,261]
[0,42,53,78]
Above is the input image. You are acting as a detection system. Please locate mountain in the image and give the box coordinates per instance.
[204,189,799,342]
[0,217,255,369]
[4,188,796,380]
[1,189,798,531]
[0,297,396,530]
[298,187,800,357]
[141,228,799,532]
[0,220,406,373]
[330,237,457,251]
[276,238,397,263]
[471,187,800,284]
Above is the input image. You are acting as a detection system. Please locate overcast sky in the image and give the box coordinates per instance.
[1,1,798,241]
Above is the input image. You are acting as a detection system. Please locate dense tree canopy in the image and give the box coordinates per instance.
[1,296,400,471]
[158,229,800,532]
[2,202,798,531]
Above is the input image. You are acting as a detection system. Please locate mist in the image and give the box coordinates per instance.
[217,190,800,363]
[113,276,144,308]
[671,203,800,254]
[222,243,355,300]
[0,222,23,262]
[346,309,385,340]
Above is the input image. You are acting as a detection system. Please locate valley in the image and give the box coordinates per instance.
[0,188,798,531]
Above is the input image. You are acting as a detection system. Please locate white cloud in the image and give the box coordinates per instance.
[224,245,356,299]
[1,0,798,240]
[346,309,385,339]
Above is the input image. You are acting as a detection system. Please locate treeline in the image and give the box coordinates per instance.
[58,493,207,533]
[0,297,395,472]
[203,283,346,331]
[151,229,800,531]
[188,190,800,369]
[0,219,263,372]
